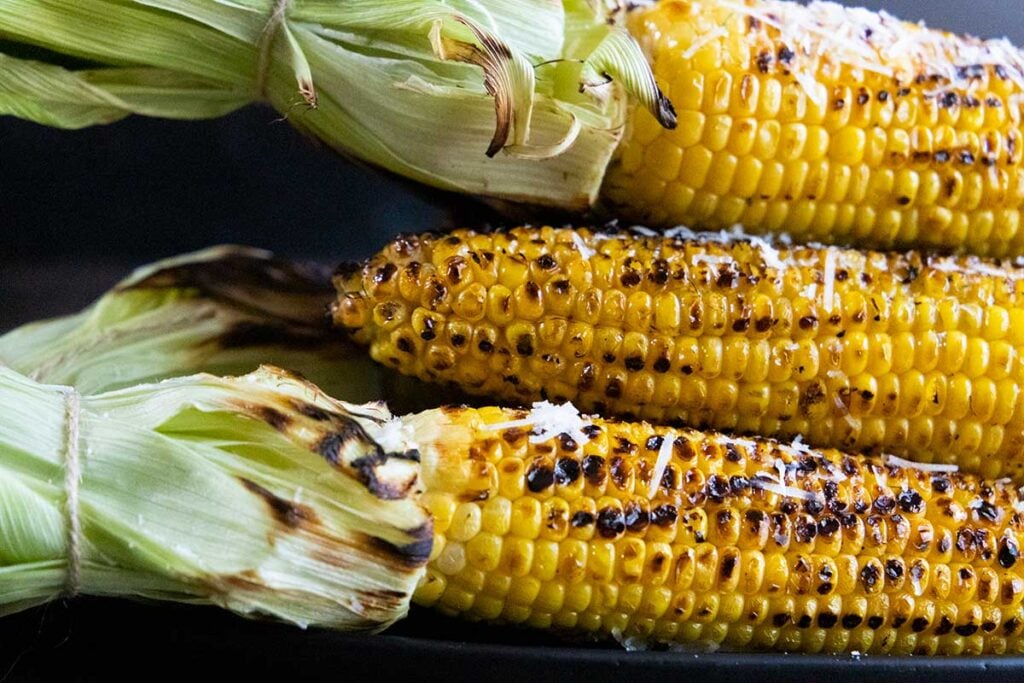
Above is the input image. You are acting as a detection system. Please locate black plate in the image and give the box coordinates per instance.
[2,264,1022,682]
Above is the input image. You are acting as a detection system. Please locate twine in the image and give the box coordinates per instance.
[256,0,293,100]
[61,387,82,598]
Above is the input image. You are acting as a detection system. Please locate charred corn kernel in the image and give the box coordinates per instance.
[337,226,1024,481]
[599,0,1024,256]
[407,406,1024,654]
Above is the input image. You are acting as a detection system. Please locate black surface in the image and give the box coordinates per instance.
[0,597,1021,683]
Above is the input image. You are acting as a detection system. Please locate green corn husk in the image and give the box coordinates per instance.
[0,363,429,629]
[0,0,673,211]
[0,245,382,399]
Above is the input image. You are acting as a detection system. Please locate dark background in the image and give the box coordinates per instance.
[0,2,1023,680]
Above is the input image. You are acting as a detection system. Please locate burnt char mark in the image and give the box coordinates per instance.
[554,457,581,485]
[316,419,369,467]
[571,511,595,528]
[526,462,555,492]
[239,477,317,528]
[293,400,333,422]
[366,531,433,570]
[582,455,606,486]
[350,449,418,500]
[253,405,293,432]
[597,507,626,538]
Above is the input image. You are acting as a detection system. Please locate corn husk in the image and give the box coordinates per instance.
[0,363,429,629]
[0,245,382,399]
[0,0,674,212]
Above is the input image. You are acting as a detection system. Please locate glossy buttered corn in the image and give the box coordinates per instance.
[334,226,1024,481]
[603,0,1024,256]
[407,404,1024,655]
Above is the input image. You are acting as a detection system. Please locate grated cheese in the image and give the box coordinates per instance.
[648,431,677,498]
[372,416,416,453]
[822,248,836,313]
[751,476,823,503]
[883,453,959,474]
[681,25,729,59]
[570,231,596,259]
[482,400,594,445]
[716,0,1024,104]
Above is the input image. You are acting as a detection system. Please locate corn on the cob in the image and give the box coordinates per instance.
[604,0,1024,256]
[407,403,1024,655]
[333,226,1024,481]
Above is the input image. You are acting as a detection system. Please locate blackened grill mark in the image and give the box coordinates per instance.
[773,614,791,627]
[999,537,1020,568]
[554,457,581,485]
[817,517,840,537]
[571,511,595,527]
[516,335,534,356]
[374,262,397,284]
[367,533,433,570]
[778,46,795,65]
[796,615,812,629]
[625,356,645,371]
[445,257,467,285]
[254,405,292,432]
[897,489,924,514]
[624,502,650,532]
[620,271,641,287]
[536,254,557,270]
[885,559,904,581]
[976,500,1000,522]
[239,477,317,528]
[756,50,773,73]
[316,420,366,467]
[707,475,731,501]
[818,613,838,628]
[955,623,979,637]
[397,337,414,353]
[582,456,606,485]
[872,496,896,514]
[795,519,817,544]
[868,616,884,629]
[609,456,629,488]
[420,317,436,341]
[524,281,541,301]
[526,463,555,492]
[652,505,678,526]
[861,563,881,589]
[294,401,332,422]
[932,476,950,493]
[478,339,494,353]
[597,507,626,538]
[646,436,664,451]
[721,554,738,579]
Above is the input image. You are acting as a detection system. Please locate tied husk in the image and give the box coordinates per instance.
[0,245,382,399]
[0,0,674,211]
[0,364,430,630]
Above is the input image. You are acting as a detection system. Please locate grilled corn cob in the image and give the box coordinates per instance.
[604,0,1024,256]
[333,226,1024,481]
[407,403,1024,655]
[7,1,1024,255]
